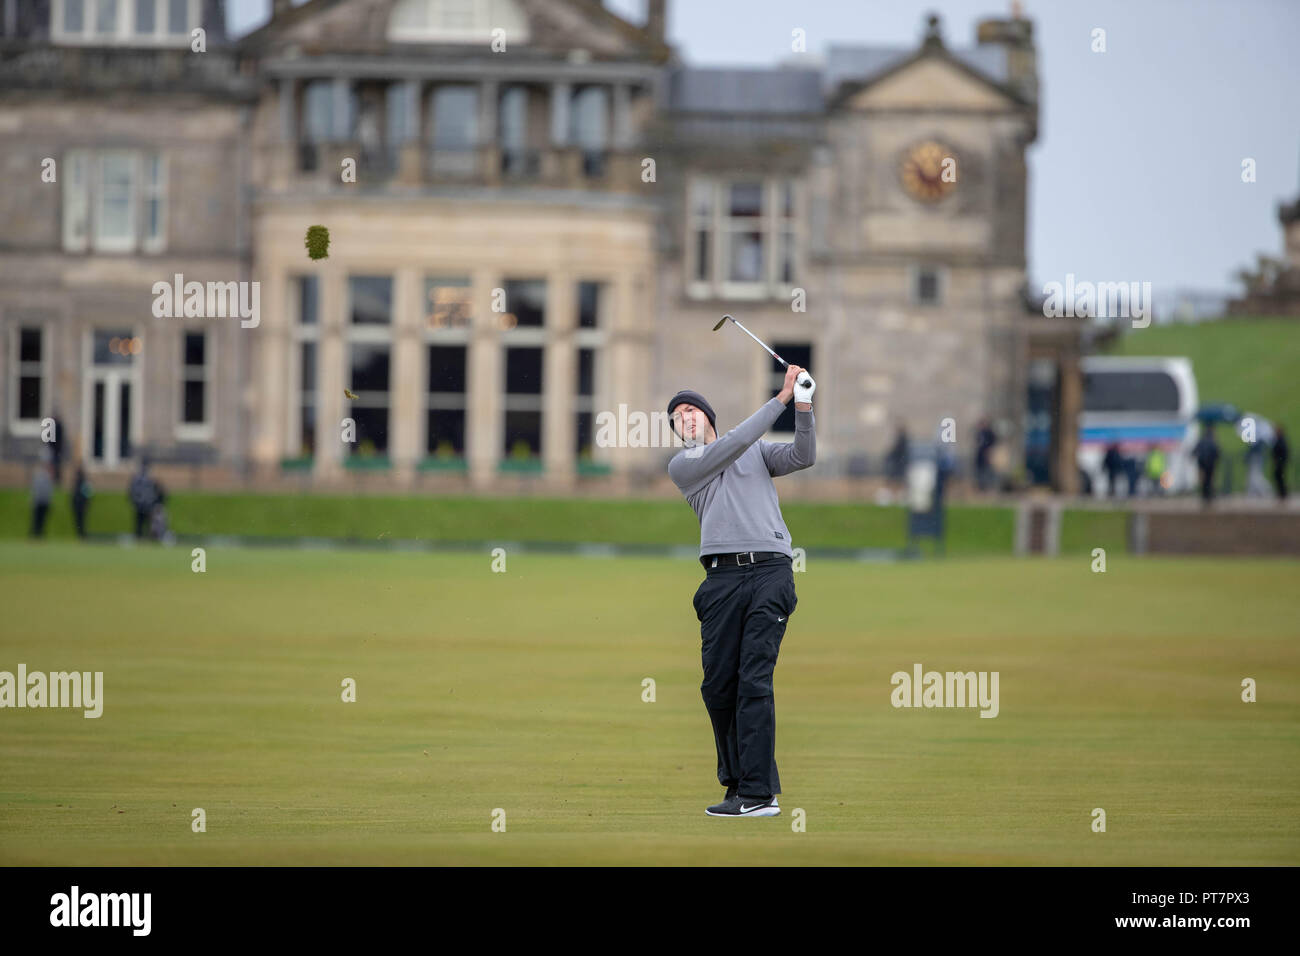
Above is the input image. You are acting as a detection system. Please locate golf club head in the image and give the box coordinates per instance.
[712,314,733,331]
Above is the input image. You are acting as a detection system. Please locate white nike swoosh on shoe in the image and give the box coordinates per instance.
[777,617,785,622]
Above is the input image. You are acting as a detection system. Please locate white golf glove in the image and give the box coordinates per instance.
[794,373,816,406]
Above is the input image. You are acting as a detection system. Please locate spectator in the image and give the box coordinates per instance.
[1244,432,1271,498]
[1273,426,1290,501]
[30,460,54,538]
[1124,455,1140,497]
[71,464,92,539]
[149,479,172,544]
[1194,428,1221,507]
[1144,444,1167,496]
[974,418,997,492]
[48,412,65,485]
[885,425,910,490]
[1102,443,1124,498]
[128,458,158,539]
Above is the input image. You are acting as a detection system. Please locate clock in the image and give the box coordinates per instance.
[901,141,957,202]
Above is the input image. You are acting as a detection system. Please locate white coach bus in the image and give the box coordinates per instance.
[1077,356,1200,496]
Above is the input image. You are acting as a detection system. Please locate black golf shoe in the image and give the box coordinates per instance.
[705,793,780,817]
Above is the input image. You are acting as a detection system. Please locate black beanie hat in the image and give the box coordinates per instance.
[667,389,717,438]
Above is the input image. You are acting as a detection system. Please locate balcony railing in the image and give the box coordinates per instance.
[273,142,642,193]
[500,148,541,178]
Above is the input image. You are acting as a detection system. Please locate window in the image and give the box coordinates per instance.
[577,281,603,329]
[142,153,166,250]
[425,276,472,331]
[178,330,212,438]
[503,346,542,458]
[571,86,609,177]
[1083,371,1181,414]
[291,275,319,458]
[429,85,478,176]
[95,152,136,251]
[347,277,393,458]
[302,80,357,145]
[63,149,166,253]
[388,0,530,44]
[911,266,945,306]
[386,82,416,149]
[573,280,606,459]
[427,346,467,457]
[350,276,393,326]
[576,347,595,457]
[9,325,47,433]
[499,85,537,177]
[502,279,545,328]
[54,0,198,45]
[424,276,470,458]
[688,177,800,299]
[769,342,812,433]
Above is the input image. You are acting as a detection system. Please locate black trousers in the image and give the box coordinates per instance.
[30,503,49,537]
[693,554,797,798]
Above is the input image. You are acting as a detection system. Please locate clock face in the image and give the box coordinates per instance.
[901,141,957,202]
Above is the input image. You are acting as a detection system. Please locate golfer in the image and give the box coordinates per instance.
[667,364,816,816]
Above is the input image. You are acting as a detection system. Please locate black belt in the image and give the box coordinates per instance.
[701,551,784,569]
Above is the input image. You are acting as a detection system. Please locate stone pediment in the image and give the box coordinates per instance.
[837,52,1022,113]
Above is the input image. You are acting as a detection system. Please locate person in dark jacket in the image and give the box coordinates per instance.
[71,464,92,539]
[128,459,158,539]
[885,425,909,490]
[974,419,997,492]
[1193,429,1221,507]
[48,413,65,485]
[1273,427,1290,501]
[1102,443,1124,498]
[30,461,54,538]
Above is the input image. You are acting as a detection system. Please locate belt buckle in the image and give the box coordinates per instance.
[736,551,755,565]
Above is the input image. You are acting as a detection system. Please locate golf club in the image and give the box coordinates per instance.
[712,314,813,388]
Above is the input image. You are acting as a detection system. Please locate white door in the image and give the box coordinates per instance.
[84,330,140,469]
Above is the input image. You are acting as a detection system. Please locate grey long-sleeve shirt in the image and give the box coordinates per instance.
[668,397,816,558]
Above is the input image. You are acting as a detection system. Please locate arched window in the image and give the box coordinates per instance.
[388,0,529,44]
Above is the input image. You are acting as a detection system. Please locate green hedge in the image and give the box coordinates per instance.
[0,489,1088,554]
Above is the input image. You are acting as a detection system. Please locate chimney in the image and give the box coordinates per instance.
[976,13,1037,103]
[272,0,292,18]
[645,0,665,45]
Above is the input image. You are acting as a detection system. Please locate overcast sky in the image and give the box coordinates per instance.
[225,0,1300,304]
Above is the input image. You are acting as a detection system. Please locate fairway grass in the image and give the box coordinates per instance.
[0,542,1296,866]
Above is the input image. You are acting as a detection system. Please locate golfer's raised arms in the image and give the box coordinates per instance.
[760,407,817,477]
[668,398,786,492]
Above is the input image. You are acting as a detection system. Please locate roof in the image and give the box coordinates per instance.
[670,44,1012,116]
[668,67,824,114]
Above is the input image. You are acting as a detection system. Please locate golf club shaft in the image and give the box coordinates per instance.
[720,314,812,388]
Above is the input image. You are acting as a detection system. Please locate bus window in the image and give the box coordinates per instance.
[1083,371,1180,413]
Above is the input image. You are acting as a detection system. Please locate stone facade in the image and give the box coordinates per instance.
[0,1,1082,493]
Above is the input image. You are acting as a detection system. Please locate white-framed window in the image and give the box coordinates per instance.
[176,328,213,440]
[142,153,167,251]
[346,276,393,458]
[423,276,471,459]
[687,176,801,300]
[63,148,166,253]
[8,324,48,436]
[909,264,947,306]
[574,279,608,460]
[388,0,530,44]
[53,0,199,46]
[289,275,319,459]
